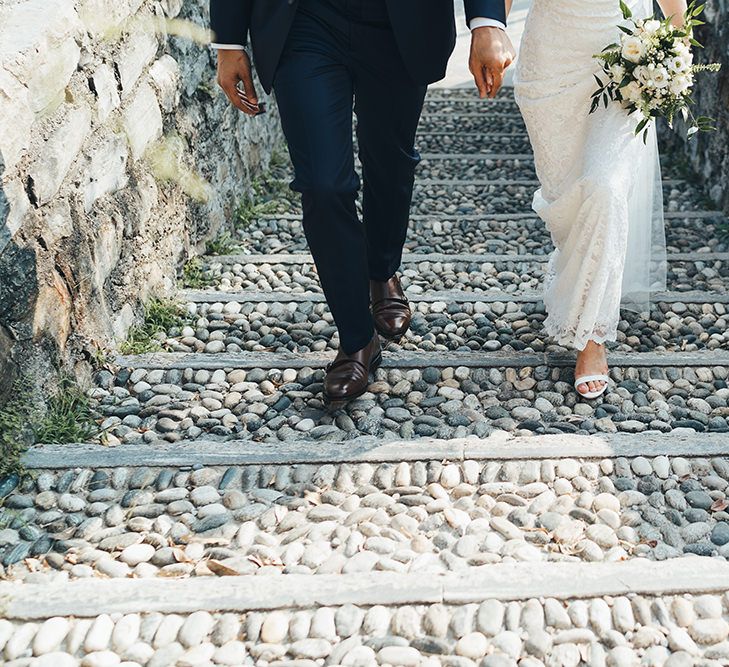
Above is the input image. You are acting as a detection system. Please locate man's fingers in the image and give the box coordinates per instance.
[489,68,504,98]
[239,71,258,107]
[222,80,257,115]
[472,63,488,99]
[485,68,494,97]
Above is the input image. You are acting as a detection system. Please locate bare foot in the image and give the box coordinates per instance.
[575,341,609,396]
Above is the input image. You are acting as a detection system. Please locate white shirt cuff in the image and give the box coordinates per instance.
[469,18,507,31]
[210,43,246,50]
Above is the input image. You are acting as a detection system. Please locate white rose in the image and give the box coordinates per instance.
[621,36,646,63]
[651,66,670,89]
[610,64,626,82]
[643,19,661,34]
[669,74,693,96]
[674,40,691,56]
[635,65,653,87]
[619,81,643,104]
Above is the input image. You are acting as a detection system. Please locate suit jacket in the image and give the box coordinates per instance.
[210,0,507,93]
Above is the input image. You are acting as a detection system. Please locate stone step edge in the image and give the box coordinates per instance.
[268,177,686,187]
[112,349,729,371]
[203,250,729,266]
[2,559,727,620]
[256,210,726,221]
[178,288,729,306]
[23,432,729,469]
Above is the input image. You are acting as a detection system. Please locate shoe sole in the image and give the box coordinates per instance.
[324,350,383,408]
[374,323,410,342]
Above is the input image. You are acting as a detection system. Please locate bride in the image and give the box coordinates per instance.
[490,0,687,398]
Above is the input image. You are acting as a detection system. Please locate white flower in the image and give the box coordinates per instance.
[651,65,670,89]
[619,81,643,104]
[634,63,668,89]
[635,65,653,87]
[643,19,661,34]
[610,64,626,82]
[669,74,693,96]
[674,40,691,56]
[621,36,646,63]
[667,54,690,74]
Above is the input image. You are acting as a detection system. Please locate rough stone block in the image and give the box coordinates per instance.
[91,63,121,123]
[83,134,129,212]
[32,268,72,350]
[116,27,159,98]
[0,0,82,114]
[123,81,163,160]
[77,0,137,38]
[0,70,33,172]
[2,179,31,244]
[27,106,92,205]
[149,55,180,112]
[41,200,74,248]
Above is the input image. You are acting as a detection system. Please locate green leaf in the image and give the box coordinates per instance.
[619,0,633,19]
[635,118,649,136]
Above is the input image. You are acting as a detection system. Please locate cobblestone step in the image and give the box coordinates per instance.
[422,97,520,114]
[415,153,695,183]
[2,563,729,666]
[425,87,516,101]
[416,132,534,155]
[162,290,729,355]
[2,447,729,576]
[84,349,729,446]
[229,211,729,256]
[418,113,527,135]
[261,177,709,218]
[192,252,729,296]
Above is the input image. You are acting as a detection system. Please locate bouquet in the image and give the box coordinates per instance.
[590,1,721,141]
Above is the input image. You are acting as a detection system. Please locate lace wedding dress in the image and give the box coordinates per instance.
[513,0,667,351]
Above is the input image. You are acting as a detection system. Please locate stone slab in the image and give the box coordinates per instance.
[2,559,728,619]
[208,251,729,265]
[112,349,729,371]
[178,289,729,306]
[22,432,729,469]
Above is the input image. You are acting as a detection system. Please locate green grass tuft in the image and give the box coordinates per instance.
[34,378,100,445]
[120,298,191,355]
[205,231,240,256]
[182,256,215,289]
[0,377,102,477]
[0,382,35,477]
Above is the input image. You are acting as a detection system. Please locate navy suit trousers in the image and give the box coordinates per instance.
[273,0,427,354]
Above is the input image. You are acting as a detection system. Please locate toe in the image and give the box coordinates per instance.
[577,383,589,395]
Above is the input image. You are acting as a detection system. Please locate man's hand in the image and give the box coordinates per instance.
[469,27,516,99]
[216,49,260,116]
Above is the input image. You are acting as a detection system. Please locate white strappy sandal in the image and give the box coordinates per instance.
[574,374,610,400]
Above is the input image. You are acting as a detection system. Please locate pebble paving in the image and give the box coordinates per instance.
[2,455,729,583]
[161,299,729,355]
[2,84,728,665]
[2,593,729,666]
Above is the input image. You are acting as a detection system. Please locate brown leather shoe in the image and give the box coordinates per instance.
[370,275,411,340]
[324,335,382,404]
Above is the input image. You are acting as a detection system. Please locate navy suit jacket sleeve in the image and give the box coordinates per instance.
[464,0,507,26]
[210,0,252,45]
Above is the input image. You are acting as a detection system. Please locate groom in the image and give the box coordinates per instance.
[211,0,513,403]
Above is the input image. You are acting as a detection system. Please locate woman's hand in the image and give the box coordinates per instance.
[657,0,689,28]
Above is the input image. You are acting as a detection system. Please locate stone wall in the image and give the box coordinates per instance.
[663,1,729,213]
[0,0,282,402]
